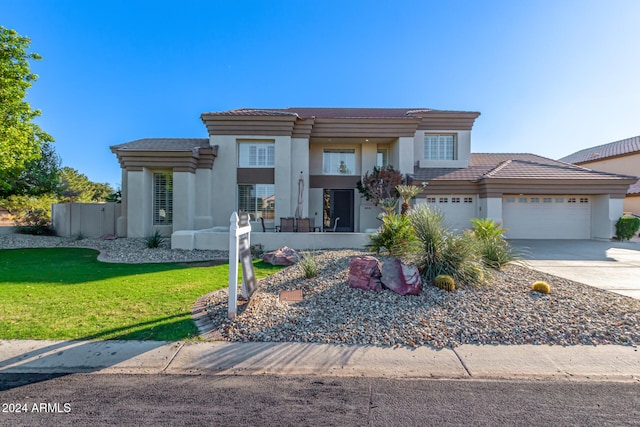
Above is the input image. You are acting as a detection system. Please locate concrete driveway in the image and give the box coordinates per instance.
[510,239,640,300]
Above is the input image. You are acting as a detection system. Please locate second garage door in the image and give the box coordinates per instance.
[502,195,591,239]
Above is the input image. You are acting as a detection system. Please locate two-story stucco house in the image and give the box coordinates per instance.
[560,135,640,216]
[110,107,636,250]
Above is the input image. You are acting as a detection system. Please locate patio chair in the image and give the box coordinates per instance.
[278,217,295,232]
[296,218,311,232]
[324,217,340,232]
[260,217,276,232]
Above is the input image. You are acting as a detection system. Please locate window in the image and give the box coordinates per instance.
[424,134,456,160]
[426,197,436,203]
[439,197,448,203]
[519,198,527,203]
[555,198,564,203]
[238,184,275,220]
[323,149,355,175]
[543,198,552,203]
[568,197,577,203]
[376,148,388,167]
[451,197,460,203]
[506,197,516,203]
[464,197,473,203]
[530,197,540,203]
[238,142,275,167]
[153,172,173,225]
[580,198,589,204]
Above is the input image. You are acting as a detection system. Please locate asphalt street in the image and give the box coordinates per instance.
[1,374,639,426]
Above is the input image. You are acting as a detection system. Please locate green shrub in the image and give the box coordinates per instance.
[615,216,640,241]
[15,209,55,236]
[409,205,485,286]
[2,194,59,223]
[531,281,551,294]
[433,274,455,291]
[250,243,265,259]
[366,212,418,257]
[470,218,518,270]
[145,230,164,248]
[470,218,505,240]
[298,251,318,279]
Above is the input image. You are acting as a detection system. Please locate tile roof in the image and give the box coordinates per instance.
[559,135,640,164]
[414,153,636,182]
[110,138,210,151]
[202,107,480,120]
[629,179,640,195]
[482,159,633,180]
[471,153,562,166]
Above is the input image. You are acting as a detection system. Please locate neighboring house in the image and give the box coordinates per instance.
[110,107,635,248]
[560,135,640,216]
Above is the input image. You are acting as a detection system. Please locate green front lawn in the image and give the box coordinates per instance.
[0,248,282,341]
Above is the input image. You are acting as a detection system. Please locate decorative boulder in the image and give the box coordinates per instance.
[348,256,382,292]
[380,258,422,296]
[262,246,299,266]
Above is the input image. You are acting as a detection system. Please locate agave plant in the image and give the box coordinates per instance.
[396,185,423,215]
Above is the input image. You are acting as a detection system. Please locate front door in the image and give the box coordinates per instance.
[324,189,354,232]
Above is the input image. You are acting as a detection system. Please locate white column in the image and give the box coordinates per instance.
[396,137,415,175]
[172,171,195,232]
[126,169,152,238]
[194,169,213,229]
[480,196,503,224]
[274,136,293,219]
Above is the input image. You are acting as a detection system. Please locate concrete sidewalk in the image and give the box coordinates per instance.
[1,340,638,382]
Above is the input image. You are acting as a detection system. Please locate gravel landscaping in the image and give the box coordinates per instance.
[2,235,639,349]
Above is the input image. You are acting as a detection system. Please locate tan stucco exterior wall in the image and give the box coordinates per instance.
[581,153,640,177]
[580,153,640,215]
[624,196,640,215]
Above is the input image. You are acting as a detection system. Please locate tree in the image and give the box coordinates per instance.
[59,167,114,202]
[1,141,61,197]
[0,26,54,192]
[356,165,403,206]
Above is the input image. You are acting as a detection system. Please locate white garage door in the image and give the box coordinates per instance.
[502,196,591,239]
[417,195,477,232]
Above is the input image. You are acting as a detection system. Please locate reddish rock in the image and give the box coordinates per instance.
[381,258,422,296]
[263,246,299,266]
[348,256,382,292]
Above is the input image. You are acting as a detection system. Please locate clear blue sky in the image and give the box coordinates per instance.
[5,0,640,188]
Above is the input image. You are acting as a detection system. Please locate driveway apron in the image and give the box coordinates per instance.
[510,239,640,300]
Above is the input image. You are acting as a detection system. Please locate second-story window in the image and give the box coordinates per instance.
[323,149,355,175]
[238,142,275,167]
[424,134,456,160]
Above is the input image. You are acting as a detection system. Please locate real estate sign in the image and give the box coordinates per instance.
[228,211,255,318]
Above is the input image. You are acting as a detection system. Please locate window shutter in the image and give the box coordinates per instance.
[153,173,173,225]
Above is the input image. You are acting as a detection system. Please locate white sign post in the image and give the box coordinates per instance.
[228,211,254,318]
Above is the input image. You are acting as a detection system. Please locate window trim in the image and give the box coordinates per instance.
[238,141,275,168]
[322,148,356,175]
[423,134,457,161]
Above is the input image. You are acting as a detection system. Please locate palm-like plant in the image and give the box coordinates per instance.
[396,185,423,215]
